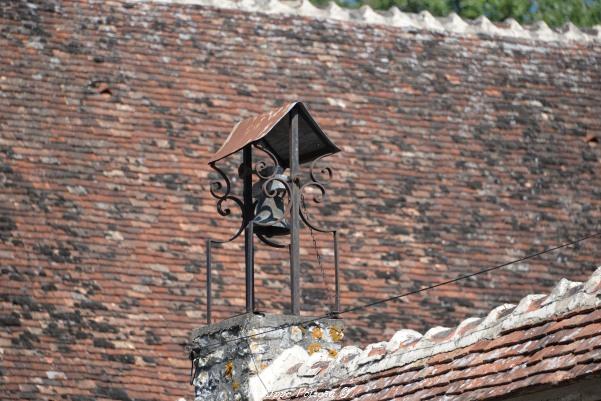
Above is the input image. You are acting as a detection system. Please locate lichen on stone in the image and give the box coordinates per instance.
[191,314,344,400]
[329,327,344,342]
[311,327,323,339]
[224,361,234,378]
[307,343,321,355]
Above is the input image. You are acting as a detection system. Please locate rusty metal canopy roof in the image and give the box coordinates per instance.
[208,102,340,167]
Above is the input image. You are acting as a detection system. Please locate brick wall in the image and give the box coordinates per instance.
[0,1,600,400]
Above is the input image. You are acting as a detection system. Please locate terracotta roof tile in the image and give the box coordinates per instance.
[263,268,601,400]
[141,0,601,43]
[1,0,601,400]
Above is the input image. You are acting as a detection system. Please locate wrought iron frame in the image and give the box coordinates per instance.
[206,110,339,323]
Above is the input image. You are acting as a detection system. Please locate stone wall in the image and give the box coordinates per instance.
[190,314,344,401]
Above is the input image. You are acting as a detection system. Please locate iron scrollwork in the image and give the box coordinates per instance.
[252,143,292,248]
[253,143,279,180]
[210,147,336,243]
[300,154,336,233]
[208,162,246,243]
[206,149,340,323]
[298,153,341,313]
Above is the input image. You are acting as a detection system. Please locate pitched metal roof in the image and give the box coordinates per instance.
[209,101,340,166]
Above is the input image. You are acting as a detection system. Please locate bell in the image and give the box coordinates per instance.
[253,166,290,237]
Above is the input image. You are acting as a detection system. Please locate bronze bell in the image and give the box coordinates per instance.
[253,165,290,237]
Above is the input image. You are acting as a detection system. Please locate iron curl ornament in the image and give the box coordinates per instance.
[253,143,280,180]
[299,154,336,233]
[208,162,246,243]
[252,143,292,248]
[204,102,342,323]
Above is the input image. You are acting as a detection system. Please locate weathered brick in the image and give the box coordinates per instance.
[0,1,600,400]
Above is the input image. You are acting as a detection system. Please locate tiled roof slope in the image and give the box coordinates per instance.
[149,0,601,43]
[263,266,601,400]
[0,1,601,400]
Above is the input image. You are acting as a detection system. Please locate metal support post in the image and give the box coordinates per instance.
[289,108,301,315]
[206,239,212,324]
[243,145,255,313]
[334,231,340,314]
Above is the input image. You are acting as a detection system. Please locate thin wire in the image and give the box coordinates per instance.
[342,230,601,313]
[301,193,335,309]
[246,337,270,394]
[200,230,601,353]
[241,317,270,395]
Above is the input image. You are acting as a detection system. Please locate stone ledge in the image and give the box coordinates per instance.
[190,312,342,343]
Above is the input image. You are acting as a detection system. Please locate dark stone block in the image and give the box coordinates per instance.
[381,251,402,262]
[145,330,161,345]
[75,330,92,340]
[441,296,474,308]
[162,272,178,281]
[90,321,119,334]
[93,338,115,348]
[43,322,72,341]
[58,345,72,353]
[10,295,36,309]
[343,269,368,280]
[185,260,201,273]
[104,354,135,364]
[50,311,82,324]
[77,300,108,311]
[72,396,95,401]
[142,355,156,364]
[0,214,16,241]
[34,243,75,264]
[11,330,39,348]
[387,226,410,235]
[41,283,58,292]
[0,313,21,327]
[95,386,132,401]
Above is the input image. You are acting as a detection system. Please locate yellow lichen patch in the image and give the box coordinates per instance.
[328,348,338,358]
[311,327,323,340]
[307,343,321,355]
[329,327,344,342]
[224,361,234,378]
[232,380,240,391]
